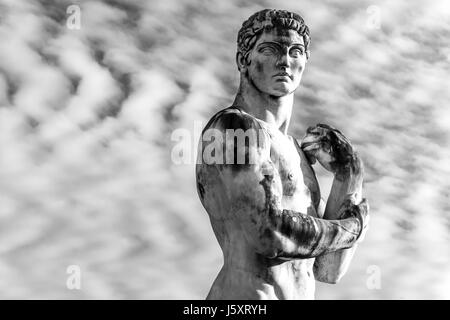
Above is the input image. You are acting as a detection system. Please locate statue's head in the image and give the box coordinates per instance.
[236,9,311,97]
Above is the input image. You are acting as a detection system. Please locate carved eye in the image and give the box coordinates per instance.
[260,46,276,55]
[290,48,304,57]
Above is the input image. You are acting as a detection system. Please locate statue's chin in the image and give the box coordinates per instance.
[269,81,301,97]
[269,86,295,97]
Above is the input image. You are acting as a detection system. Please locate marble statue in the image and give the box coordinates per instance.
[196,9,370,300]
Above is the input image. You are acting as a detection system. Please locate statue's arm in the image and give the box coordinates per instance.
[198,110,367,259]
[312,171,363,283]
[300,124,370,283]
[226,161,367,259]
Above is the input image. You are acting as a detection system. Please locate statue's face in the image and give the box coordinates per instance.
[244,28,307,97]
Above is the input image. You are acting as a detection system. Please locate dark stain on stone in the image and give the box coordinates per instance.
[279,212,293,238]
[259,174,279,218]
[197,182,205,200]
[255,60,264,73]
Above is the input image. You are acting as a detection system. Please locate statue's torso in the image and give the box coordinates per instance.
[197,108,321,300]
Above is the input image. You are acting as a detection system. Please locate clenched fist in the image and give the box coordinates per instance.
[300,124,363,178]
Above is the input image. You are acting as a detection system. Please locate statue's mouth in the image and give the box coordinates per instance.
[274,72,292,80]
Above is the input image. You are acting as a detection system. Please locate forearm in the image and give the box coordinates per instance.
[323,163,363,220]
[314,158,364,282]
[266,209,361,259]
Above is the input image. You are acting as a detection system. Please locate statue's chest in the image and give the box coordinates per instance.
[268,133,318,214]
[270,137,302,194]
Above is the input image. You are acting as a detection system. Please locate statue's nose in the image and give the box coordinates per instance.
[276,52,289,68]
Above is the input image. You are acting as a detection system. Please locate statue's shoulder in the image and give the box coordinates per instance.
[203,106,263,133]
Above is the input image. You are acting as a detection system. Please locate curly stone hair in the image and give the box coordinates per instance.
[237,9,311,66]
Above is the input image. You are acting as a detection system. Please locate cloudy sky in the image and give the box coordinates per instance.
[0,0,449,299]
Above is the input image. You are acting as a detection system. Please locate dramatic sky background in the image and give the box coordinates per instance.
[0,0,449,299]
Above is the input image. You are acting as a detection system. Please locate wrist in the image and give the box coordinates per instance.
[334,152,363,181]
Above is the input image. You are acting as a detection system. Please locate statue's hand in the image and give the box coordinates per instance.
[337,198,370,243]
[300,124,362,176]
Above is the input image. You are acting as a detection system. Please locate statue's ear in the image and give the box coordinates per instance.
[236,52,248,72]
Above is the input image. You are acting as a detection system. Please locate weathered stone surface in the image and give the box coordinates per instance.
[196,9,369,300]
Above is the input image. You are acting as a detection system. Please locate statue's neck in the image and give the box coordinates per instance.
[232,78,293,135]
